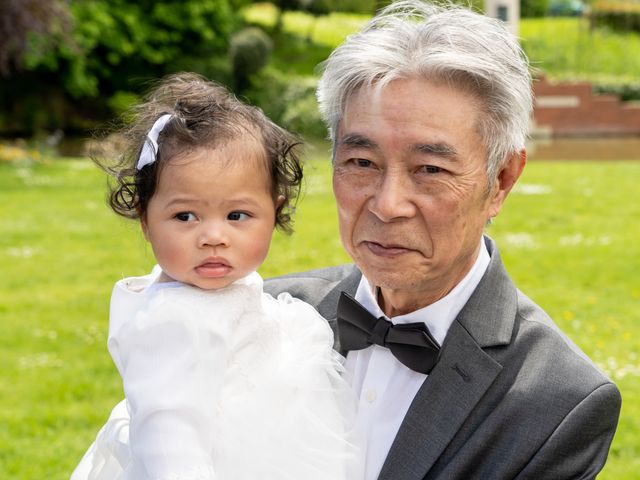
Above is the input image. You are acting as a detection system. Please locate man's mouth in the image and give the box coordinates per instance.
[363,241,414,257]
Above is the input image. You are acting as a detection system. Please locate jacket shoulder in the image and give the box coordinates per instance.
[515,289,612,386]
[264,265,357,308]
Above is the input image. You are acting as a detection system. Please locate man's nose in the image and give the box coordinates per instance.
[198,221,229,248]
[368,170,416,222]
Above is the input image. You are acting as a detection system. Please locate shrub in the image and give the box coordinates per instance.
[590,1,640,32]
[522,0,550,17]
[332,0,377,13]
[593,81,640,101]
[281,79,327,138]
[1,0,240,135]
[306,0,334,16]
[106,91,140,117]
[0,140,46,165]
[230,27,274,90]
[245,68,326,139]
[168,54,233,88]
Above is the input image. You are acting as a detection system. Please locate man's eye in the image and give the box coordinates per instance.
[354,158,373,168]
[228,211,250,221]
[175,212,197,222]
[420,165,443,174]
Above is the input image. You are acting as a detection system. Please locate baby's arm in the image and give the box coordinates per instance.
[109,291,226,480]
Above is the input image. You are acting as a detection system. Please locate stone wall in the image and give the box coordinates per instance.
[531,76,640,137]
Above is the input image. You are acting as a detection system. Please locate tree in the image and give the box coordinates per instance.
[24,0,239,98]
[1,0,242,134]
[0,0,70,76]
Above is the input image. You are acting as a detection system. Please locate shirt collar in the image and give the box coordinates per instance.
[354,239,490,346]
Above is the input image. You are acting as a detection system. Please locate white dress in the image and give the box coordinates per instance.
[71,267,356,480]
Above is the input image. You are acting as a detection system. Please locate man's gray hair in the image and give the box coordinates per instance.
[317,0,533,182]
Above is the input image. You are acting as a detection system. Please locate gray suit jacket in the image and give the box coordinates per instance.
[264,237,621,480]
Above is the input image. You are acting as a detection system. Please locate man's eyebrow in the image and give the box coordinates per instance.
[413,142,458,158]
[338,133,378,150]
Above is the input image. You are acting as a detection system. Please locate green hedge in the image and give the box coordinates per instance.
[591,1,640,32]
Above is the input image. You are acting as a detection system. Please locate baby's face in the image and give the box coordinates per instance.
[141,139,280,290]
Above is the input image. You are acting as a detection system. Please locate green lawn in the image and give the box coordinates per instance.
[244,4,640,85]
[0,149,638,478]
[520,17,640,85]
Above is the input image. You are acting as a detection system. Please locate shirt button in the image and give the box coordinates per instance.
[366,389,377,403]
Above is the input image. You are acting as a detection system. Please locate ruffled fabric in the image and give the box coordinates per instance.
[71,270,357,480]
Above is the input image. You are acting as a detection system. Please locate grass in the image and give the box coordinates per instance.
[519,17,640,85]
[243,4,640,84]
[243,3,369,48]
[0,149,638,478]
[243,3,366,76]
[492,160,640,479]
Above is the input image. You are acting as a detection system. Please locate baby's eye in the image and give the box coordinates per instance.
[227,211,250,221]
[175,212,197,222]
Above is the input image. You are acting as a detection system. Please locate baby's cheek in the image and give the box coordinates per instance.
[155,242,186,272]
[248,236,273,269]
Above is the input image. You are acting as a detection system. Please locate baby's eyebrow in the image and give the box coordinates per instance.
[226,196,262,207]
[164,196,198,208]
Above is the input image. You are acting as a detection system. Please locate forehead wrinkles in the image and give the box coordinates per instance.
[343,79,487,154]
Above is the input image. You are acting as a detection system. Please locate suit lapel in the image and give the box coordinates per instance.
[317,265,361,353]
[378,237,517,479]
[377,321,502,479]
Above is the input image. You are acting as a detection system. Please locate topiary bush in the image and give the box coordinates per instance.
[229,27,273,90]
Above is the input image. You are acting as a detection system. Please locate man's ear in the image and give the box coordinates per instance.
[488,148,526,218]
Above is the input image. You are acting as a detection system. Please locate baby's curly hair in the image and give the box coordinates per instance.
[95,72,303,233]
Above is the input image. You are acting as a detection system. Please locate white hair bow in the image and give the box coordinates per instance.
[136,113,173,170]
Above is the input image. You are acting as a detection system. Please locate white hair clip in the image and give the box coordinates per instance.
[136,113,173,170]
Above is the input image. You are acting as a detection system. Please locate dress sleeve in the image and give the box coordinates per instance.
[108,288,231,480]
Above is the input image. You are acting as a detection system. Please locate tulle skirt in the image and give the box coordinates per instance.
[71,286,358,480]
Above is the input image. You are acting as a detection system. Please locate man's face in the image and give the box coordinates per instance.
[333,78,519,315]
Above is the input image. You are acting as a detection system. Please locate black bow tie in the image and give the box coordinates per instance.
[336,291,440,375]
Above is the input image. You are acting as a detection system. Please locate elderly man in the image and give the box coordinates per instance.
[265,1,621,479]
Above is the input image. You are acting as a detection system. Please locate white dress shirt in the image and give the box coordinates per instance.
[345,241,491,480]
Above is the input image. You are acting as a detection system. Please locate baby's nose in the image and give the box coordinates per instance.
[198,222,229,248]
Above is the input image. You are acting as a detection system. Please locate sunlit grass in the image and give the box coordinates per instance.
[1,148,638,478]
[243,4,640,83]
[520,17,640,84]
[243,3,369,47]
[2,4,638,478]
[490,159,640,479]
